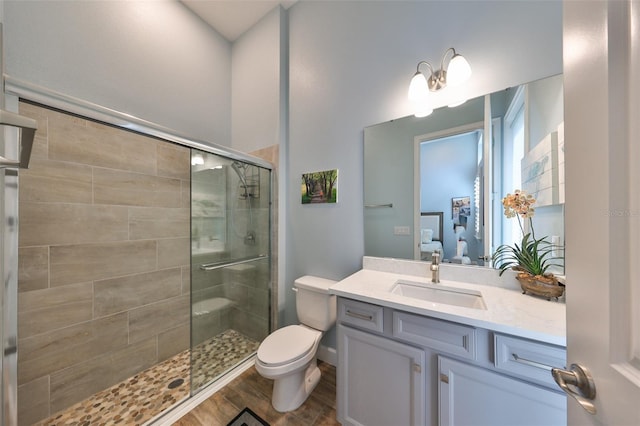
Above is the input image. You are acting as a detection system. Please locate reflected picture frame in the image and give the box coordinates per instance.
[452,196,471,227]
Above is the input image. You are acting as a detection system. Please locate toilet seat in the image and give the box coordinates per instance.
[257,325,320,367]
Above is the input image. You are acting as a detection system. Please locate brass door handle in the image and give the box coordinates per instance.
[552,363,596,415]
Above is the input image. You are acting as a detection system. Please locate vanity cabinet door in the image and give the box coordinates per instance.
[438,356,566,426]
[337,324,426,426]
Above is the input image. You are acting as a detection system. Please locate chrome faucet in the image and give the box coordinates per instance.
[430,251,441,283]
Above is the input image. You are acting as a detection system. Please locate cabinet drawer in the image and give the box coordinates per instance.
[338,298,384,333]
[494,333,566,388]
[393,311,476,360]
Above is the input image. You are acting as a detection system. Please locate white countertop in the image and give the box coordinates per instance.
[330,263,566,347]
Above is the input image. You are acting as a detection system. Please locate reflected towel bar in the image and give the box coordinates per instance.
[200,255,269,271]
[365,203,393,208]
[0,109,37,169]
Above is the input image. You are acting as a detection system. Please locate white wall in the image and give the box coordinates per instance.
[4,0,231,144]
[287,0,562,347]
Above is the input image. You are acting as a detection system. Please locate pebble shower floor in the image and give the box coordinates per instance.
[35,330,259,426]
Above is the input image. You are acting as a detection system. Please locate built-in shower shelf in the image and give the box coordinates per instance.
[192,297,235,316]
[192,246,225,256]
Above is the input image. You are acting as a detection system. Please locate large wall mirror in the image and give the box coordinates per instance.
[364,74,564,269]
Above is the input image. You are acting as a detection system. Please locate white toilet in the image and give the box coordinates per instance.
[255,275,337,412]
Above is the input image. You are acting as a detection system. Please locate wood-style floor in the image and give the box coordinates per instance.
[173,361,340,426]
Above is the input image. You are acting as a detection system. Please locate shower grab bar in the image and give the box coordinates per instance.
[0,109,37,169]
[200,255,269,271]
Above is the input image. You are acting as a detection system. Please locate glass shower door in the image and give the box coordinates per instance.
[189,149,271,392]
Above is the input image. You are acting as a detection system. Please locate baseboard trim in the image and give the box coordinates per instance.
[317,345,337,366]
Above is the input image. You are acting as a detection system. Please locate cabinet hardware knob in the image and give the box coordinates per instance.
[440,373,449,383]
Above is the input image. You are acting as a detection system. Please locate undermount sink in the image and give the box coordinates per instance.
[389,280,487,310]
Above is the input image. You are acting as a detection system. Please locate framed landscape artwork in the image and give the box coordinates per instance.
[301,169,338,204]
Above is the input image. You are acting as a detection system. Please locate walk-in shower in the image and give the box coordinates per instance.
[9,97,273,425]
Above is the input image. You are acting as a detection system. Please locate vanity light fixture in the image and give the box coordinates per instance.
[408,47,472,117]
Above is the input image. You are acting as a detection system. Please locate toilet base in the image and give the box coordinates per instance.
[271,359,322,412]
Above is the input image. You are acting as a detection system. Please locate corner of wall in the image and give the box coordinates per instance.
[277,4,290,329]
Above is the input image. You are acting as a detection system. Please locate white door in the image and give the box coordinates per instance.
[563,1,640,424]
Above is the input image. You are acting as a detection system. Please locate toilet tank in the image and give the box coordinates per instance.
[294,275,337,331]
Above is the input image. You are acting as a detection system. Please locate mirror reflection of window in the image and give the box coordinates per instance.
[474,133,483,241]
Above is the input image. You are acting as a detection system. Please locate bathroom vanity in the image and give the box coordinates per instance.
[330,257,567,426]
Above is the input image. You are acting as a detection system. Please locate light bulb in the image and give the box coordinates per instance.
[446,54,472,87]
[408,72,429,102]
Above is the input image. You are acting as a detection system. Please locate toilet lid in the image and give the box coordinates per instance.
[258,325,319,366]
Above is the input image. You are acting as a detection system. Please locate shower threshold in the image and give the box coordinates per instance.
[35,330,259,426]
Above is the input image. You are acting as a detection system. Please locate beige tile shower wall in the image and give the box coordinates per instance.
[16,102,191,425]
[226,261,271,342]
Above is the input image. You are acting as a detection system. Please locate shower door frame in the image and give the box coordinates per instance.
[5,79,273,171]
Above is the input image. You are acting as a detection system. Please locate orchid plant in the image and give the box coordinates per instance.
[492,190,563,278]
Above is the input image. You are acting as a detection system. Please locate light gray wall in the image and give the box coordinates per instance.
[231,6,284,153]
[287,0,562,348]
[4,0,231,144]
[529,74,564,149]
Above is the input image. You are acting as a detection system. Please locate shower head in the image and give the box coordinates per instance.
[231,161,247,187]
[231,161,249,198]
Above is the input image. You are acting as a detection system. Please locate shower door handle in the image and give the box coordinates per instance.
[200,255,269,271]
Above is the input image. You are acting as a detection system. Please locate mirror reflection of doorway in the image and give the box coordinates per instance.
[418,128,484,264]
